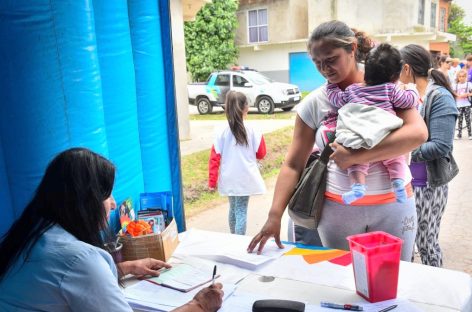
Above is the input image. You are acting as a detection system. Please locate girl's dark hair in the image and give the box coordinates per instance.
[364,43,403,86]
[307,20,373,63]
[225,91,248,146]
[400,44,455,98]
[0,148,115,280]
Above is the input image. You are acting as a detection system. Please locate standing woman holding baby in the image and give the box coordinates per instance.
[247,20,428,261]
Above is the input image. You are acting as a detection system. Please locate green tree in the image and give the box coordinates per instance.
[447,3,472,57]
[448,3,465,26]
[184,0,239,82]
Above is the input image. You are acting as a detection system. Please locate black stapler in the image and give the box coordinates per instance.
[252,299,305,312]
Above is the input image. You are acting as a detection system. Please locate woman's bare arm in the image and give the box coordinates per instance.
[247,116,315,254]
[330,108,427,170]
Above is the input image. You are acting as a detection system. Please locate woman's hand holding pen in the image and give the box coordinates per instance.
[117,258,172,279]
[175,283,223,312]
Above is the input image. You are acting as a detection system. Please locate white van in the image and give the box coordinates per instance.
[187,69,301,114]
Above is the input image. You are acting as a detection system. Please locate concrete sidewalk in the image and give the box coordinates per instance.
[186,137,472,275]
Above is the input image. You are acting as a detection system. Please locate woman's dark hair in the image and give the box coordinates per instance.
[400,44,455,97]
[225,91,249,146]
[307,20,373,63]
[0,148,115,280]
[438,55,449,68]
[364,43,403,86]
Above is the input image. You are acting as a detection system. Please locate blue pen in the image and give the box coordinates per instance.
[321,302,363,311]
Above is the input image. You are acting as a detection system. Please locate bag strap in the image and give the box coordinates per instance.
[318,135,335,164]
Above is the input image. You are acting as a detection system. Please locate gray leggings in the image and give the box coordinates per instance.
[228,196,249,235]
[318,197,417,261]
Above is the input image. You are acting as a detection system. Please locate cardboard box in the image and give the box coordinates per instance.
[120,219,179,262]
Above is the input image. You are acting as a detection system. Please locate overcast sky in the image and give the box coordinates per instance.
[453,0,472,25]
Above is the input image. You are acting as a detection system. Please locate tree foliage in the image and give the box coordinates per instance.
[448,3,465,26]
[447,3,472,57]
[184,0,239,82]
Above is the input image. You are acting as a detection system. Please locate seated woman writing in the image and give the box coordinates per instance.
[0,148,223,312]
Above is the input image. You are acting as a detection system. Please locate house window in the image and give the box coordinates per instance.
[430,2,437,28]
[248,9,268,43]
[439,7,446,32]
[418,0,425,24]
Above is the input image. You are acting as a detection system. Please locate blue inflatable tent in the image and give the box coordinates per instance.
[0,0,185,235]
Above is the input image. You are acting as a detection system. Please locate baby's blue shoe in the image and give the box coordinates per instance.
[392,178,407,203]
[342,183,366,205]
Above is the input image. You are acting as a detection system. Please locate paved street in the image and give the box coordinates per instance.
[184,125,472,275]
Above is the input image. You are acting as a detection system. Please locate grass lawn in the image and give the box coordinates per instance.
[181,125,294,217]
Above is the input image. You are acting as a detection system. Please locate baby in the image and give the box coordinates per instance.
[327,43,418,204]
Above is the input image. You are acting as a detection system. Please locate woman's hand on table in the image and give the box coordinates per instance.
[247,216,284,255]
[118,258,171,278]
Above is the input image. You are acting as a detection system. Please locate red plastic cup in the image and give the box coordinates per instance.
[346,231,403,303]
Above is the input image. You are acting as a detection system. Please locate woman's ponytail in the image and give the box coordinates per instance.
[352,28,373,63]
[225,91,249,146]
[429,68,456,98]
[400,44,456,99]
[307,21,373,63]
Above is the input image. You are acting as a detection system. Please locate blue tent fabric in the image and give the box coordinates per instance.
[128,0,173,196]
[0,0,108,227]
[157,0,186,232]
[0,138,14,237]
[0,0,184,234]
[93,0,145,232]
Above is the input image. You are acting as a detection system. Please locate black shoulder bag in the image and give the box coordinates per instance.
[287,139,334,229]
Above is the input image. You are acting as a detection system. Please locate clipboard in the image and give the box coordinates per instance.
[145,263,220,292]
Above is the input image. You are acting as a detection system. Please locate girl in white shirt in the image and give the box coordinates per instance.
[209,91,266,235]
[453,69,472,139]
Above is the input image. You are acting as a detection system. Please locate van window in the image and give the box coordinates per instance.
[233,75,249,87]
[215,74,230,86]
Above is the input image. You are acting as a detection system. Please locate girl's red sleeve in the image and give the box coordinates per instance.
[208,145,221,188]
[256,135,267,160]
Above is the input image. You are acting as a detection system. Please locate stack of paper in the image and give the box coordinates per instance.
[125,280,236,312]
[174,229,291,270]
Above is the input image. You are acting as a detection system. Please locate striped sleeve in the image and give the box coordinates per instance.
[390,85,418,109]
[326,83,348,108]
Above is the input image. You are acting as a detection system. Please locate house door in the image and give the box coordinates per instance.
[289,52,326,93]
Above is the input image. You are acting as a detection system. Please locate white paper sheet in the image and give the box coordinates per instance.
[146,263,215,292]
[174,228,291,270]
[397,261,472,310]
[255,254,354,289]
[168,256,252,285]
[355,298,423,312]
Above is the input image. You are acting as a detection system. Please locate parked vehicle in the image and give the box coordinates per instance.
[187,69,301,114]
